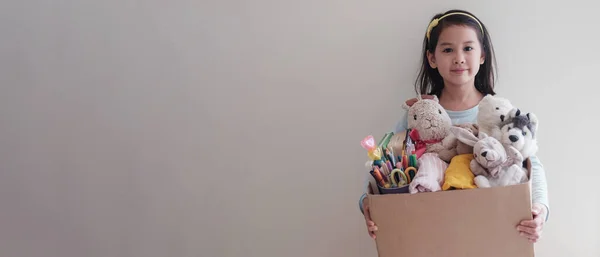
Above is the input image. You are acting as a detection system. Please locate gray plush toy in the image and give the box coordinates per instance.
[498,108,539,160]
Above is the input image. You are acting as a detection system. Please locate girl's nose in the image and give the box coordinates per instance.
[453,52,466,64]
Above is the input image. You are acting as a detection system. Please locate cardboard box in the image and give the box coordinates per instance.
[365,131,534,257]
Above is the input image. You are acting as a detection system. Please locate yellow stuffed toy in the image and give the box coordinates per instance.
[442,154,477,190]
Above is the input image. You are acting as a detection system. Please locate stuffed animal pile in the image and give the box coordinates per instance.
[362,94,539,195]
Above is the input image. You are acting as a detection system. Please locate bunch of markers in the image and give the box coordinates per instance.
[360,131,419,191]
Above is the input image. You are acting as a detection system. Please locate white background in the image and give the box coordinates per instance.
[0,1,597,256]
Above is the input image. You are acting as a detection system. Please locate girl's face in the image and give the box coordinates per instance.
[427,25,485,89]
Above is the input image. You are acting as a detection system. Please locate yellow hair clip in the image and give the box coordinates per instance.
[426,12,484,40]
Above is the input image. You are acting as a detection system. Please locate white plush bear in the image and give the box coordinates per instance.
[449,126,528,188]
[477,94,514,141]
[499,109,539,160]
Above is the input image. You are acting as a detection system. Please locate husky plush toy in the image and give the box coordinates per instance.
[499,108,539,160]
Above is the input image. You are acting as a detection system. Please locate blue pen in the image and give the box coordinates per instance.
[384,149,393,165]
[390,147,397,165]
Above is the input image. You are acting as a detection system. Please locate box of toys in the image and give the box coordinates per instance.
[360,96,538,257]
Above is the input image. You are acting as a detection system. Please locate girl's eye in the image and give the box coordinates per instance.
[464,46,474,51]
[442,48,453,53]
[414,115,417,120]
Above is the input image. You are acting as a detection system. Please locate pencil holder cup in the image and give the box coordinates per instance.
[377,184,410,194]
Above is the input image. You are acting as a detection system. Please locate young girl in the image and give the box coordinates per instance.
[359,9,549,243]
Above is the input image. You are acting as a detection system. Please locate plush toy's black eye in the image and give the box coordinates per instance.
[438,109,442,114]
[507,127,511,131]
[414,115,417,120]
[495,107,499,110]
[522,131,527,136]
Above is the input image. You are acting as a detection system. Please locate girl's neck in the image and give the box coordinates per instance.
[439,83,484,111]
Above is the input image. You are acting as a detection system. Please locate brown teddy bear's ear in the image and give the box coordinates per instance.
[402,94,436,110]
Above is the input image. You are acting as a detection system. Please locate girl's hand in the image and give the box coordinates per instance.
[517,203,547,243]
[362,199,378,239]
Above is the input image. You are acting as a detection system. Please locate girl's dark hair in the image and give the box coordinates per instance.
[415,9,497,97]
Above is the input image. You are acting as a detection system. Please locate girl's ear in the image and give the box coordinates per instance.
[427,50,437,68]
[480,51,486,65]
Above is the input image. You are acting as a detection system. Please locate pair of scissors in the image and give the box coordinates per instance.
[391,168,408,186]
[404,167,417,183]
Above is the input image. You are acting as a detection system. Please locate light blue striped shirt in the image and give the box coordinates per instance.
[359,104,550,221]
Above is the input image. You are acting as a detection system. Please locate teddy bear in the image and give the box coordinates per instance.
[477,94,514,141]
[449,126,528,188]
[453,123,479,154]
[498,108,539,160]
[402,95,458,193]
[402,95,458,162]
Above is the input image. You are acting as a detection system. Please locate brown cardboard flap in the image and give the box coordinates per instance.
[368,179,534,257]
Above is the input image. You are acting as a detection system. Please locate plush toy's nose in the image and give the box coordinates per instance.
[481,151,487,157]
[509,135,519,142]
[500,115,505,122]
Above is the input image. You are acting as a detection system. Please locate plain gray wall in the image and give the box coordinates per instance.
[1,0,597,257]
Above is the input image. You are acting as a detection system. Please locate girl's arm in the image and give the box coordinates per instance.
[529,155,550,221]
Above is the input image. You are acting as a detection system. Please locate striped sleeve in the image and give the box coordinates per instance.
[529,155,550,221]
